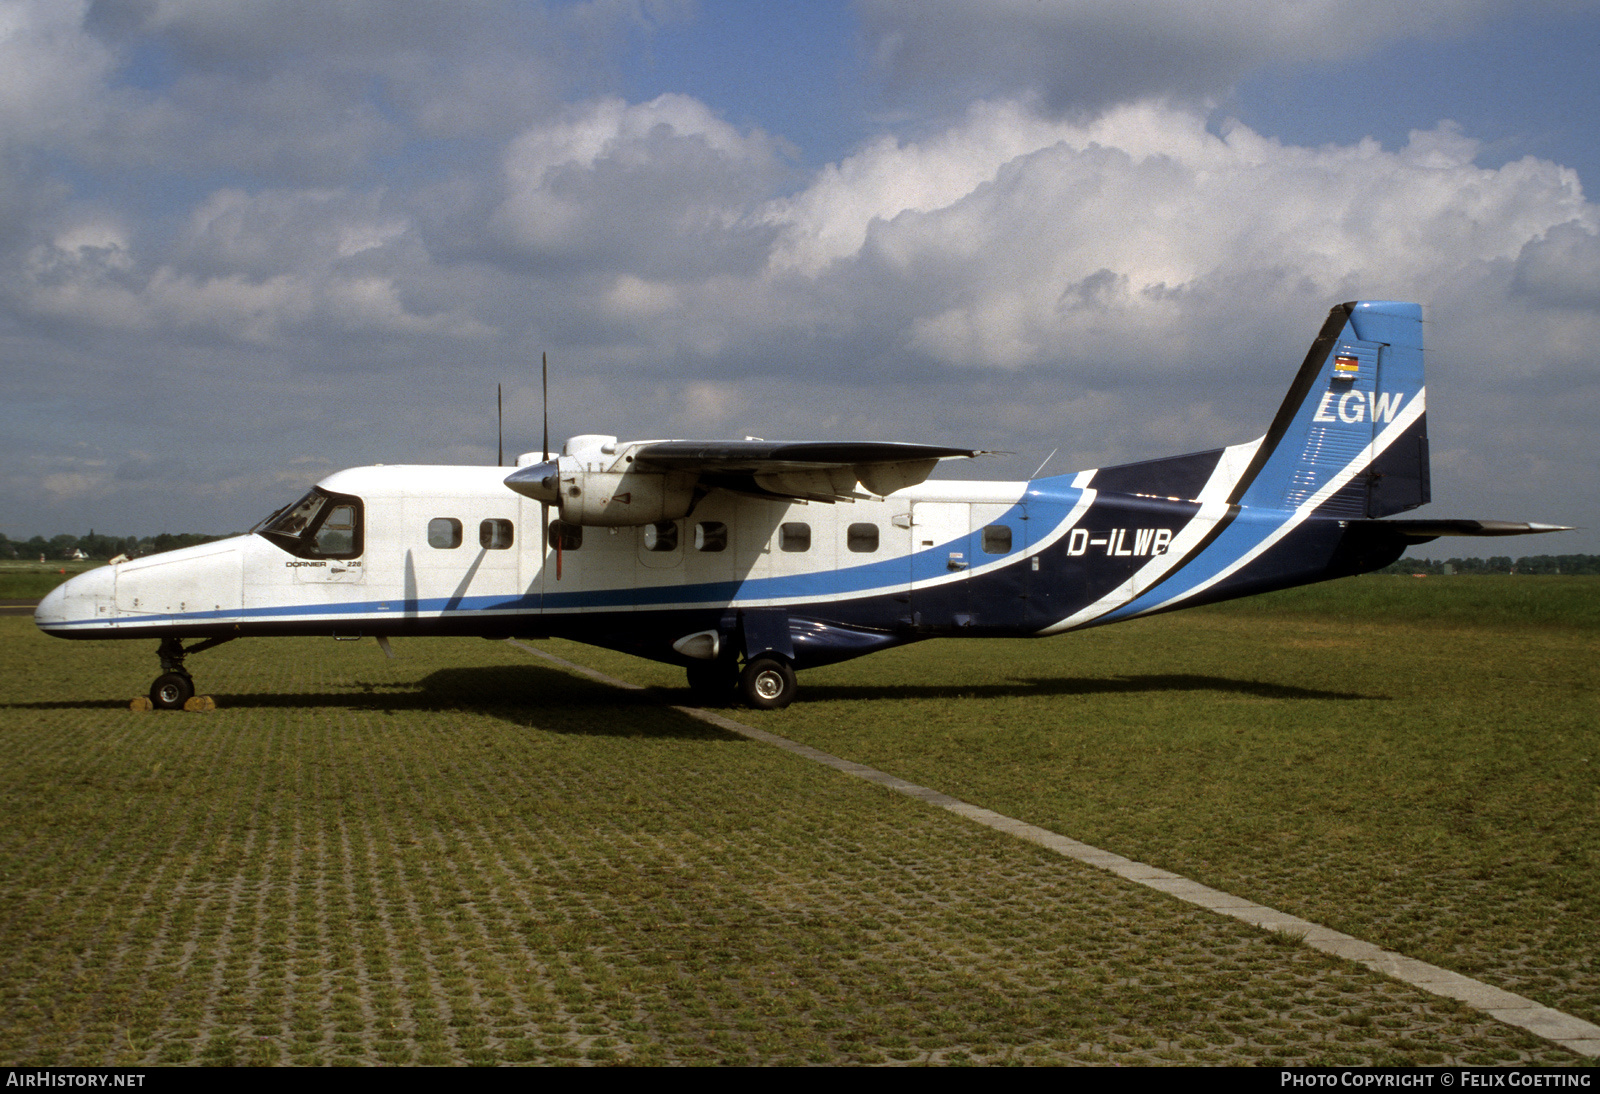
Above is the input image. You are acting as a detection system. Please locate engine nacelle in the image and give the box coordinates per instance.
[558,468,697,526]
[505,457,696,526]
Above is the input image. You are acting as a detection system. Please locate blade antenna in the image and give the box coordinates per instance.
[541,352,556,581]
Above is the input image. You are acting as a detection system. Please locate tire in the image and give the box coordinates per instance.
[739,656,796,710]
[686,660,738,702]
[150,672,195,711]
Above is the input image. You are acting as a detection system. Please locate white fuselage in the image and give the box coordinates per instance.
[35,463,1048,638]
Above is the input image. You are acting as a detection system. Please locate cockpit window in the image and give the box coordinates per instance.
[256,488,363,559]
[315,505,358,555]
[258,490,323,537]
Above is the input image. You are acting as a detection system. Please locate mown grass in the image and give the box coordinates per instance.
[1,590,1587,1066]
[0,561,103,600]
[581,574,1600,1031]
[1204,573,1600,629]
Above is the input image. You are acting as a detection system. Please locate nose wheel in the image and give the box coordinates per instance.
[150,672,195,710]
[148,635,234,710]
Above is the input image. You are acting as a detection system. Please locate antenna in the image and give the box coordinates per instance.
[497,383,503,467]
[540,352,555,580]
[1030,448,1058,480]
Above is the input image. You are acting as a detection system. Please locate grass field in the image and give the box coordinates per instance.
[0,561,102,600]
[2,575,1595,1065]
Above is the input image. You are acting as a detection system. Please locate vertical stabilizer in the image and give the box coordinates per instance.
[1233,300,1429,518]
[1067,301,1434,630]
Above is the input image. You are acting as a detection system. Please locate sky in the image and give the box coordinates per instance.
[3,0,1598,558]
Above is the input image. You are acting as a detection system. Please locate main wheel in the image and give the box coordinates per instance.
[739,656,796,710]
[150,672,195,711]
[686,659,738,702]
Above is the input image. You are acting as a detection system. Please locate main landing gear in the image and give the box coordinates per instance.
[684,654,798,710]
[149,635,234,710]
[739,657,796,710]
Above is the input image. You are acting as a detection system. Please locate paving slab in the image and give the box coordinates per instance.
[509,639,1600,1059]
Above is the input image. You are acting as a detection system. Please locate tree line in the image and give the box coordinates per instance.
[1375,554,1600,575]
[0,531,232,562]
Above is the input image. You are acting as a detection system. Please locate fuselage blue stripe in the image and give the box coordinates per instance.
[40,489,1078,631]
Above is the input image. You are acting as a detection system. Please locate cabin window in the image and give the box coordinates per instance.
[695,522,727,552]
[254,487,364,560]
[643,521,679,552]
[847,523,879,553]
[982,525,1012,554]
[552,520,582,551]
[480,519,514,550]
[779,522,810,552]
[428,518,462,549]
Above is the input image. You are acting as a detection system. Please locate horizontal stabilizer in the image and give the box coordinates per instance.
[1351,519,1573,542]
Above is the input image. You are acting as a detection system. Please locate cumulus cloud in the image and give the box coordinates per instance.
[858,0,1520,115]
[491,94,789,278]
[751,105,1595,386]
[176,187,411,276]
[9,186,492,346]
[1,0,696,187]
[1513,220,1600,309]
[1,2,1596,544]
[0,0,122,148]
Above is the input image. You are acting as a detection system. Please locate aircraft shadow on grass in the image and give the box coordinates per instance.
[3,669,1377,727]
[749,674,1379,704]
[7,665,724,739]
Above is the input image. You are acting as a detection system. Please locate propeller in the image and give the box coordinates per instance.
[542,352,559,581]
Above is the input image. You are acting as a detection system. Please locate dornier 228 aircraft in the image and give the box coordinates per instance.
[37,301,1568,710]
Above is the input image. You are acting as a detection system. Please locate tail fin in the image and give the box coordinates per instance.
[1066,301,1562,630]
[1233,300,1429,518]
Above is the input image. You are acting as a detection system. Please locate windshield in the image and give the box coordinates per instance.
[255,488,363,559]
[260,490,325,537]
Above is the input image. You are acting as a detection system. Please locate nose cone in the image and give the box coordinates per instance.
[34,581,69,629]
[504,460,560,503]
[34,565,114,636]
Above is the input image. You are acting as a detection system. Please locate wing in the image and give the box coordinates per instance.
[628,440,987,502]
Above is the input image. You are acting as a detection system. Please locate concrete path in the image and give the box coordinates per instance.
[508,639,1600,1059]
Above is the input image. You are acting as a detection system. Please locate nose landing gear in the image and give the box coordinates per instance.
[150,671,195,710]
[148,635,234,710]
